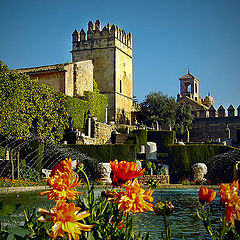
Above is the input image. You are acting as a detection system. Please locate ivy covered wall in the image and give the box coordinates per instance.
[65,91,108,130]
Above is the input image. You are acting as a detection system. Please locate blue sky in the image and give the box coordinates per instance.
[1,0,239,111]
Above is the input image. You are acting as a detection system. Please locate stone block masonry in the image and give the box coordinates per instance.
[71,20,133,124]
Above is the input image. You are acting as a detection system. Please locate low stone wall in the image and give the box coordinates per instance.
[138,175,170,185]
[93,122,114,144]
[0,186,50,194]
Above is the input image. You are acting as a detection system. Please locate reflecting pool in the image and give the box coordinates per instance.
[0,188,223,239]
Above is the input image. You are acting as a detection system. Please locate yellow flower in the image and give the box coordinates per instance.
[219,180,240,226]
[111,178,154,213]
[38,201,93,240]
[219,180,239,205]
[110,159,145,186]
[41,158,82,201]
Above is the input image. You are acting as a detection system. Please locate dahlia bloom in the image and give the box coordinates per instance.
[38,201,93,240]
[41,158,82,201]
[198,186,216,204]
[112,178,154,213]
[110,159,145,186]
[219,180,240,226]
[219,180,239,205]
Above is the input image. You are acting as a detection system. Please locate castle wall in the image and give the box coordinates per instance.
[64,61,93,97]
[71,20,133,123]
[29,71,65,93]
[115,46,133,123]
[21,61,93,98]
[190,116,240,143]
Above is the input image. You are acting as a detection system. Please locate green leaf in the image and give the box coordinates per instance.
[7,226,29,238]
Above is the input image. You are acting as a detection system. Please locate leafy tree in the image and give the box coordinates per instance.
[175,102,194,135]
[0,61,68,143]
[140,91,177,128]
[140,91,194,135]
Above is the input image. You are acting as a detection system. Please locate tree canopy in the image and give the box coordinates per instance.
[140,91,194,135]
[0,61,69,143]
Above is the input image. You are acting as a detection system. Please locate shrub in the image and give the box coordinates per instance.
[125,129,147,153]
[168,144,235,183]
[147,130,176,153]
[67,144,136,163]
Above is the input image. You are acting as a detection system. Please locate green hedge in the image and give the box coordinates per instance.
[125,129,147,153]
[67,144,136,163]
[147,130,176,153]
[168,144,235,183]
[65,91,108,130]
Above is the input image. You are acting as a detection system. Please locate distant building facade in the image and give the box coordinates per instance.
[177,71,240,144]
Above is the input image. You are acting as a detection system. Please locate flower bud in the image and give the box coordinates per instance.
[154,201,174,216]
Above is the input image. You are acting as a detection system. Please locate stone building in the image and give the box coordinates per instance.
[19,61,94,97]
[71,20,133,124]
[177,71,240,144]
[177,70,215,117]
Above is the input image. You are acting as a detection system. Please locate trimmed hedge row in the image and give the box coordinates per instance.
[125,129,147,153]
[147,130,176,153]
[168,144,235,183]
[65,91,108,131]
[67,144,136,163]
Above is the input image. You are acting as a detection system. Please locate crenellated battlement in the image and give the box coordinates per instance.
[72,19,132,52]
[197,104,240,118]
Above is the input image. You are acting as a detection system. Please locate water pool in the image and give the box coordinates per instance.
[0,188,223,239]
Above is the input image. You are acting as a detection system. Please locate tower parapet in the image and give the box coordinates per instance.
[72,19,132,54]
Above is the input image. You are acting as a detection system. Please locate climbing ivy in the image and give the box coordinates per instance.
[65,91,107,130]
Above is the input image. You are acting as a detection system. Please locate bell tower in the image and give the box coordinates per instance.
[179,70,200,102]
[71,20,133,123]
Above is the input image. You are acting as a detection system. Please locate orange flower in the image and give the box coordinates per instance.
[111,178,154,213]
[219,180,239,205]
[110,159,145,186]
[219,180,240,226]
[41,158,82,201]
[198,186,216,204]
[38,201,93,240]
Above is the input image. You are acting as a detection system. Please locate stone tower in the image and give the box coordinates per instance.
[179,70,200,103]
[71,20,133,123]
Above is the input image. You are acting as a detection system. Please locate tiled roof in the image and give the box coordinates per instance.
[18,63,68,74]
[179,73,199,81]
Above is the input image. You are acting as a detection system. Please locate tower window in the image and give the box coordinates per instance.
[120,80,122,93]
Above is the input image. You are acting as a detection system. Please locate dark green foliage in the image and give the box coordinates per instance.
[206,149,240,184]
[125,129,147,153]
[19,166,41,182]
[19,139,41,170]
[168,144,235,183]
[175,103,194,135]
[147,130,176,153]
[65,91,107,131]
[139,91,194,135]
[140,91,177,128]
[0,145,5,159]
[67,144,136,163]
